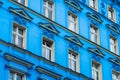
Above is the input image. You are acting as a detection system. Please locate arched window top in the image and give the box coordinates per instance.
[106,24,120,34]
[86,12,103,23]
[65,0,83,11]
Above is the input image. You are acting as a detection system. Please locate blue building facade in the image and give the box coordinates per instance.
[0,0,120,80]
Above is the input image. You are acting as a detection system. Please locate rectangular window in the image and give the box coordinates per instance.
[110,36,118,54]
[68,50,79,72]
[14,0,28,6]
[90,25,99,44]
[68,12,78,33]
[9,70,26,80]
[89,0,98,11]
[92,61,101,80]
[42,38,54,61]
[108,6,116,22]
[112,70,120,80]
[44,0,54,20]
[12,23,26,48]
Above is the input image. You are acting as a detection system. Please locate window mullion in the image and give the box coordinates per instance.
[14,73,17,80]
[16,27,19,45]
[45,43,48,59]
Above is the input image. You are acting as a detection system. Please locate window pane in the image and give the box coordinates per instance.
[12,23,25,48]
[20,0,25,5]
[110,37,117,53]
[108,10,112,19]
[91,33,97,43]
[48,10,52,19]
[13,26,17,32]
[69,59,71,69]
[92,62,100,80]
[71,60,76,71]
[18,28,23,35]
[69,15,73,21]
[69,22,75,31]
[44,1,53,20]
[69,15,77,32]
[112,71,120,80]
[12,34,16,44]
[42,46,46,56]
[42,39,53,61]
[72,54,76,59]
[110,44,115,52]
[18,36,23,47]
[90,0,94,7]
[46,42,52,48]
[44,8,48,17]
[48,3,52,8]
[10,72,14,80]
[90,0,97,9]
[68,51,77,71]
[90,26,98,43]
[46,48,51,60]
[16,74,22,80]
[108,7,115,21]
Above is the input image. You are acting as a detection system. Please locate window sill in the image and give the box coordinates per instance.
[89,6,98,12]
[10,0,28,7]
[108,18,116,23]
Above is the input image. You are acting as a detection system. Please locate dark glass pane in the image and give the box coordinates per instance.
[16,74,22,80]
[18,36,23,47]
[13,26,17,32]
[12,34,16,44]
[20,0,25,5]
[48,10,52,19]
[10,72,14,80]
[18,28,23,35]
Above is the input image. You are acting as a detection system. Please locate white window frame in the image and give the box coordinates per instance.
[68,50,79,72]
[89,0,98,11]
[90,24,99,44]
[42,37,54,61]
[112,70,120,80]
[9,70,26,80]
[110,36,118,54]
[92,61,102,80]
[12,23,26,49]
[108,6,116,22]
[68,12,78,33]
[43,0,54,20]
[14,0,28,6]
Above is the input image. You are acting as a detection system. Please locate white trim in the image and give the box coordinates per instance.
[42,37,54,61]
[9,70,26,80]
[92,60,102,80]
[43,0,54,20]
[90,24,99,44]
[112,70,120,80]
[108,5,116,22]
[68,50,79,72]
[25,0,28,6]
[68,12,78,33]
[15,0,28,6]
[12,22,26,49]
[89,0,98,11]
[110,35,118,54]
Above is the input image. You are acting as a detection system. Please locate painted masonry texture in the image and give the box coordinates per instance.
[1,0,120,80]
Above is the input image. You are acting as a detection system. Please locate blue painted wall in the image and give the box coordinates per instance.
[0,0,120,80]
